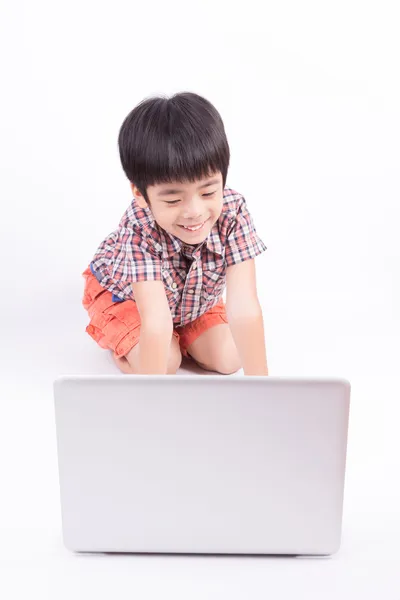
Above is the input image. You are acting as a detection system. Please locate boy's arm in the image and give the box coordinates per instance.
[225,259,269,376]
[131,280,173,374]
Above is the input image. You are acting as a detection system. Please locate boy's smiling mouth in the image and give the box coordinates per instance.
[177,218,210,233]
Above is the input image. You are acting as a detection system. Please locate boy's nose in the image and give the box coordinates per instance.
[182,212,203,221]
[181,202,203,220]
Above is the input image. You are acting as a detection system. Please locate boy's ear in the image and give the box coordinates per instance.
[130,182,149,208]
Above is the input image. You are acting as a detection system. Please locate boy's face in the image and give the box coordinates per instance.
[131,172,224,245]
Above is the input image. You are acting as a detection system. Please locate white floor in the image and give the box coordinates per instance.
[1,316,399,599]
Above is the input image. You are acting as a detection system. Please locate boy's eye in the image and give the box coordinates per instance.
[165,191,216,205]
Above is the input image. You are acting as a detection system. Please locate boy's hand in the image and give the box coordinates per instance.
[227,309,269,376]
[138,324,174,374]
[226,259,269,376]
[131,280,174,374]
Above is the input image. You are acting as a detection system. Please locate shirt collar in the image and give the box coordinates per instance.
[161,226,223,259]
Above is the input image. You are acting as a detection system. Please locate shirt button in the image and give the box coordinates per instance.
[188,289,195,294]
[172,282,177,289]
[186,312,192,319]
[192,263,197,270]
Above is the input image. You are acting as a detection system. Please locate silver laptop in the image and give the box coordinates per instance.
[53,375,350,556]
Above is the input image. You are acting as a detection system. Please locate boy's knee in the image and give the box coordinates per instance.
[216,358,241,375]
[205,350,242,375]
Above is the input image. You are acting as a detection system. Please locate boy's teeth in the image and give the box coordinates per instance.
[184,222,203,230]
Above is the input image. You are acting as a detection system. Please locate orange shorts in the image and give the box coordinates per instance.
[81,266,228,360]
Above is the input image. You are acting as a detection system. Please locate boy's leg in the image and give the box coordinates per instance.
[82,267,182,374]
[186,324,241,375]
[177,299,241,375]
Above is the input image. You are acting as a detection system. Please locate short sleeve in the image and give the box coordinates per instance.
[91,224,163,300]
[111,226,163,284]
[224,196,267,266]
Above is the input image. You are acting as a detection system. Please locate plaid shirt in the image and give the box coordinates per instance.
[90,186,267,327]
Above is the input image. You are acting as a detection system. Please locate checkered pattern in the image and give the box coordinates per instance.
[89,186,267,327]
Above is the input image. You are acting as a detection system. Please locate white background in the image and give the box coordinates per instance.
[0,0,399,597]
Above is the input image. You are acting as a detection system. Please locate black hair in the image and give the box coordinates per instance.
[117,92,230,203]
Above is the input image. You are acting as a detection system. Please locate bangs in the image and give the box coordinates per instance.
[118,92,230,200]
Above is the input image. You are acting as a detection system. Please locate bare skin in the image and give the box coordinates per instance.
[112,333,182,374]
[112,324,241,375]
[185,324,242,375]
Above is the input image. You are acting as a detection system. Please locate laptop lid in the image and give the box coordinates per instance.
[53,375,350,556]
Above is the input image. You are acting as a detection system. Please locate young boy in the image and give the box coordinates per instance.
[82,92,269,376]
